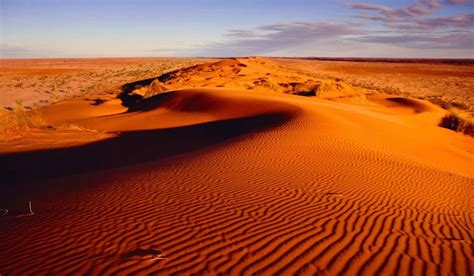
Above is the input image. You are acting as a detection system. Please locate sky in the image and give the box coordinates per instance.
[0,0,473,58]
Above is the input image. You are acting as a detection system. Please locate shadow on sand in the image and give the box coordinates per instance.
[0,110,295,205]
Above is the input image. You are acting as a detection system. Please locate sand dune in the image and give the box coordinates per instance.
[0,58,473,275]
[120,57,368,102]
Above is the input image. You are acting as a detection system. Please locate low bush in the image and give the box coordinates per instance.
[439,111,474,137]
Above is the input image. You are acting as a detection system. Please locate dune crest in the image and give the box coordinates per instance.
[120,57,367,103]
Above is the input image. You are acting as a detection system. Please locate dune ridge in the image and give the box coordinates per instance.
[0,59,473,275]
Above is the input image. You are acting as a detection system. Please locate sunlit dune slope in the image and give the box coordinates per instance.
[0,58,473,275]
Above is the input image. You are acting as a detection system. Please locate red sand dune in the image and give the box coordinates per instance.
[0,59,473,275]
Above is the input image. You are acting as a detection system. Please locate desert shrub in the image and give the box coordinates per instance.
[440,114,462,131]
[294,90,316,96]
[450,101,469,110]
[427,97,470,112]
[0,100,43,133]
[439,111,474,137]
[429,97,452,110]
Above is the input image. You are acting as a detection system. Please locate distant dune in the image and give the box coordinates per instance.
[0,58,473,274]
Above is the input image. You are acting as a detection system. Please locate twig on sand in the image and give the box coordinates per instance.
[124,246,167,263]
[16,201,35,218]
[28,201,34,215]
[148,251,167,262]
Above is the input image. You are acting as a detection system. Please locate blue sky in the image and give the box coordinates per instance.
[1,0,473,58]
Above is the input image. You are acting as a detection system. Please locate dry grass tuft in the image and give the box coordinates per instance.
[0,100,44,133]
[66,124,98,133]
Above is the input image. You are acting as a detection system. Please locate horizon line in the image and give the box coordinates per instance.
[1,56,474,63]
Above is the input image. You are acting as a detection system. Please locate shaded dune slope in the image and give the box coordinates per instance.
[0,89,299,204]
[0,60,473,275]
[384,97,437,113]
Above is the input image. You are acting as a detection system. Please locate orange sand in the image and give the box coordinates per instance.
[0,58,472,275]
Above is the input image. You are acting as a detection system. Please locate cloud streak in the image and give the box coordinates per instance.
[342,0,473,51]
[348,2,434,21]
[353,32,474,49]
[193,22,365,56]
[188,0,473,56]
[0,44,33,54]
